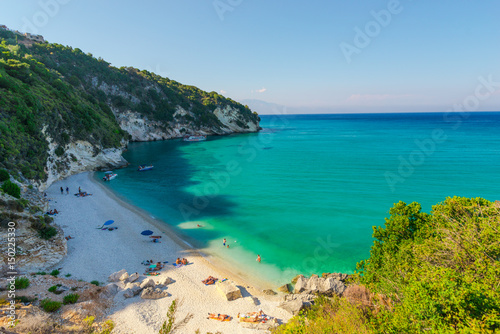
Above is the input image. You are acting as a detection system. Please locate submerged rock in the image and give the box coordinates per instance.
[262,289,277,296]
[278,284,291,294]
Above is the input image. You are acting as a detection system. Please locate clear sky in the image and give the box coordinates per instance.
[1,0,500,113]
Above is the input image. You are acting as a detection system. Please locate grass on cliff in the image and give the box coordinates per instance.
[273,196,500,334]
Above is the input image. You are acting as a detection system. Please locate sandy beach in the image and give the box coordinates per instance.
[45,172,291,333]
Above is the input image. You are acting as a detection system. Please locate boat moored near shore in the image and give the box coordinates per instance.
[138,165,154,171]
[103,171,117,181]
[183,135,207,142]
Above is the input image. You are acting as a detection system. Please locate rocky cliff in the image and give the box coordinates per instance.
[0,29,260,191]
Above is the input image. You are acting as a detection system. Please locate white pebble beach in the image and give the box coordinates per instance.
[45,172,291,333]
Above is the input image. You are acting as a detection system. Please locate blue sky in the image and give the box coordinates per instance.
[1,0,500,113]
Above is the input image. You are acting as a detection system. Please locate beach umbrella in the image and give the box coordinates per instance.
[96,220,115,229]
[141,230,154,236]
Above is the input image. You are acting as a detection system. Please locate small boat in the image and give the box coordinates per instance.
[138,165,154,171]
[183,135,207,142]
[103,171,117,181]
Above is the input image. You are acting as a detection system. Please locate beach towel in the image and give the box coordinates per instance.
[172,263,184,268]
[144,272,160,276]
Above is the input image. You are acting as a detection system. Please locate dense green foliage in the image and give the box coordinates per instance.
[63,293,79,304]
[274,197,500,334]
[273,296,371,334]
[1,179,20,198]
[0,29,258,181]
[0,169,9,181]
[0,30,126,180]
[40,298,62,312]
[14,277,30,290]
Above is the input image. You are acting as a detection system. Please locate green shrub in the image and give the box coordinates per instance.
[2,180,21,198]
[48,285,57,293]
[50,269,60,277]
[31,216,58,240]
[14,277,30,290]
[40,298,62,312]
[90,280,100,286]
[40,226,57,239]
[63,293,79,305]
[36,271,47,275]
[54,146,64,157]
[0,169,9,182]
[65,273,72,277]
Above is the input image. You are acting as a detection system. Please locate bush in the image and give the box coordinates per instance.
[0,169,9,182]
[90,280,100,286]
[31,216,58,240]
[40,298,62,312]
[36,271,47,275]
[40,226,57,239]
[2,180,21,198]
[50,269,60,277]
[54,146,64,157]
[14,277,30,290]
[48,285,57,293]
[63,293,79,304]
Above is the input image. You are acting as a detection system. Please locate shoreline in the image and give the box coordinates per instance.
[88,171,277,291]
[47,171,291,333]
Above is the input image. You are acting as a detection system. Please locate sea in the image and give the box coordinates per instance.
[96,112,500,286]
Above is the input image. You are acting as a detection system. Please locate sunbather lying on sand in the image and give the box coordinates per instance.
[207,313,231,321]
[239,310,270,323]
[202,276,218,285]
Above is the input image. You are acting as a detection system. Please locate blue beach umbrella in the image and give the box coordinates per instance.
[141,230,154,236]
[96,220,115,229]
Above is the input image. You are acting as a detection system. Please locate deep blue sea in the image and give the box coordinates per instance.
[97,112,500,285]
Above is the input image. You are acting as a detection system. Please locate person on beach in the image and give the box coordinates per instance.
[54,209,59,214]
[78,186,81,193]
[176,258,181,265]
[60,186,63,194]
[223,238,226,246]
[257,254,261,263]
[66,186,69,194]
[181,258,188,265]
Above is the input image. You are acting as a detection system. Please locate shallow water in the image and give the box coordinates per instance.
[97,112,500,285]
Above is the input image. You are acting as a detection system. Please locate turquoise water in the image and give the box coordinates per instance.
[98,112,500,286]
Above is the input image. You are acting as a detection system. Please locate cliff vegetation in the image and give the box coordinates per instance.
[273,196,500,333]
